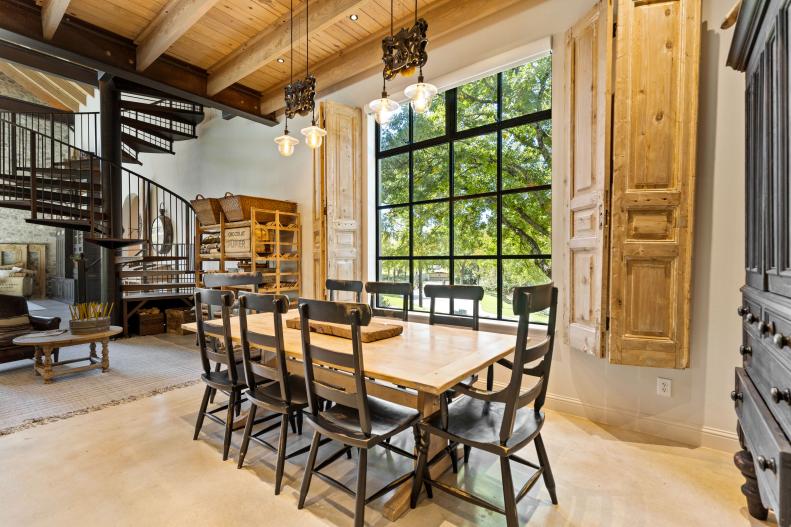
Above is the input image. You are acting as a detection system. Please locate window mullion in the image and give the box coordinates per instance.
[496,71,504,320]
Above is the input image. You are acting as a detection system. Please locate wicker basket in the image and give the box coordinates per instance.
[70,317,111,335]
[219,192,297,222]
[191,194,225,226]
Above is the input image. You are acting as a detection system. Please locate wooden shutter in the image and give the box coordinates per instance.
[609,0,701,368]
[564,0,613,357]
[313,101,363,301]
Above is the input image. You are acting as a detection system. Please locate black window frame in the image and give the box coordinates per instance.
[375,61,552,322]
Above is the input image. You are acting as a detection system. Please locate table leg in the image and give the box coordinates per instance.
[42,346,53,383]
[381,392,454,521]
[101,339,109,372]
[33,347,42,376]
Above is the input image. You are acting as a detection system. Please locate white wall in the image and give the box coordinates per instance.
[137,0,744,450]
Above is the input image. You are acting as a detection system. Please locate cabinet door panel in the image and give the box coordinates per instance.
[609,0,701,368]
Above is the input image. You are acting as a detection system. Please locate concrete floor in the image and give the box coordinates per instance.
[0,383,773,527]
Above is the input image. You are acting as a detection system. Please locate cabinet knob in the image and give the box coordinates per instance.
[739,345,753,356]
[746,313,757,323]
[738,306,749,317]
[731,390,743,402]
[774,333,787,348]
[757,456,777,472]
[770,387,791,404]
[758,321,769,334]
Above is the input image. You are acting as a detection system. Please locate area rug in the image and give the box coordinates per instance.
[0,334,201,435]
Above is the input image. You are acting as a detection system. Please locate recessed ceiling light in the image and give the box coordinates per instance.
[277,57,285,63]
[349,14,359,21]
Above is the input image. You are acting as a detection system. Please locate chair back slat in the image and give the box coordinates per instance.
[203,272,263,291]
[237,292,289,397]
[298,298,373,435]
[195,288,237,383]
[326,278,364,302]
[366,281,410,321]
[498,283,558,444]
[424,284,484,330]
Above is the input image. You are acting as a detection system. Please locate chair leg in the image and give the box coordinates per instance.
[298,431,322,509]
[534,433,558,504]
[346,447,353,459]
[222,389,236,461]
[354,448,367,527]
[209,362,221,403]
[463,445,471,464]
[193,385,211,440]
[486,364,494,391]
[237,404,258,469]
[410,426,429,508]
[447,444,459,473]
[53,348,59,363]
[500,457,519,527]
[274,414,290,495]
[289,413,297,434]
[234,388,243,417]
[296,410,303,435]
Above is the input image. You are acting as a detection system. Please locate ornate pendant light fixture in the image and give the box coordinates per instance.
[299,0,327,149]
[368,0,401,125]
[402,0,436,113]
[274,0,299,157]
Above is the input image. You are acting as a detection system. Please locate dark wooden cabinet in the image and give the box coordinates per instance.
[729,2,791,526]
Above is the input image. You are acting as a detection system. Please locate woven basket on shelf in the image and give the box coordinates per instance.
[191,194,225,226]
[219,192,297,222]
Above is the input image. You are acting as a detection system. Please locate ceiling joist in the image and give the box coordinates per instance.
[0,61,75,111]
[135,0,221,72]
[41,0,70,40]
[259,0,524,116]
[207,0,367,96]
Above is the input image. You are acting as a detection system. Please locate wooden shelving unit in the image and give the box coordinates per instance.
[195,207,301,305]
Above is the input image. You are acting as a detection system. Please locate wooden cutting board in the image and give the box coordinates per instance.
[285,317,403,343]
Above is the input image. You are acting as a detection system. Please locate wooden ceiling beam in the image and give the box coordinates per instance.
[0,0,276,125]
[0,61,75,110]
[135,0,221,72]
[38,72,88,106]
[207,0,367,96]
[259,0,522,116]
[41,0,70,40]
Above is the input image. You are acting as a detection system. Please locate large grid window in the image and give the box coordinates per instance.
[375,55,552,322]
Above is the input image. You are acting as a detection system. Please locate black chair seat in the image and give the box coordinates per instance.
[248,374,309,411]
[426,395,545,456]
[310,395,420,447]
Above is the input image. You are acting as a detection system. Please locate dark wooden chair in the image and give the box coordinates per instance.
[326,278,363,303]
[296,298,421,527]
[411,283,559,527]
[193,288,260,461]
[365,281,411,321]
[236,292,323,493]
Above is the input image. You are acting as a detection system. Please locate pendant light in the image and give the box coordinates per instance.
[275,0,300,156]
[300,0,327,149]
[404,0,436,113]
[368,0,401,125]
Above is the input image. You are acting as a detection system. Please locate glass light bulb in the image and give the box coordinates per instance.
[405,81,438,114]
[274,133,299,157]
[300,124,327,149]
[368,96,401,125]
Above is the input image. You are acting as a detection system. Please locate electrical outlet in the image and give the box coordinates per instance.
[657,377,672,398]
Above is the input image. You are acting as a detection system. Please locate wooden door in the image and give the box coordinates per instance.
[313,101,363,301]
[564,0,613,357]
[608,0,701,368]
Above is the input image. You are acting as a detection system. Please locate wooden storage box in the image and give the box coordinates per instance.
[136,311,165,336]
[219,193,297,222]
[191,194,225,226]
[166,308,195,335]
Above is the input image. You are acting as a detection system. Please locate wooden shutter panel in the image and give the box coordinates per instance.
[313,101,363,301]
[564,0,613,357]
[609,0,701,368]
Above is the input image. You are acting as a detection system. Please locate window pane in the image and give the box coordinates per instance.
[413,259,450,313]
[502,258,552,321]
[454,133,497,195]
[379,102,409,150]
[378,153,409,205]
[379,206,409,257]
[502,190,551,255]
[454,259,497,318]
[377,260,410,309]
[413,92,446,142]
[454,197,497,256]
[502,55,552,120]
[502,120,552,190]
[457,74,497,131]
[414,144,449,201]
[413,202,449,256]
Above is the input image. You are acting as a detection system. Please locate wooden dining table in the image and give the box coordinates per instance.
[182,311,529,520]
